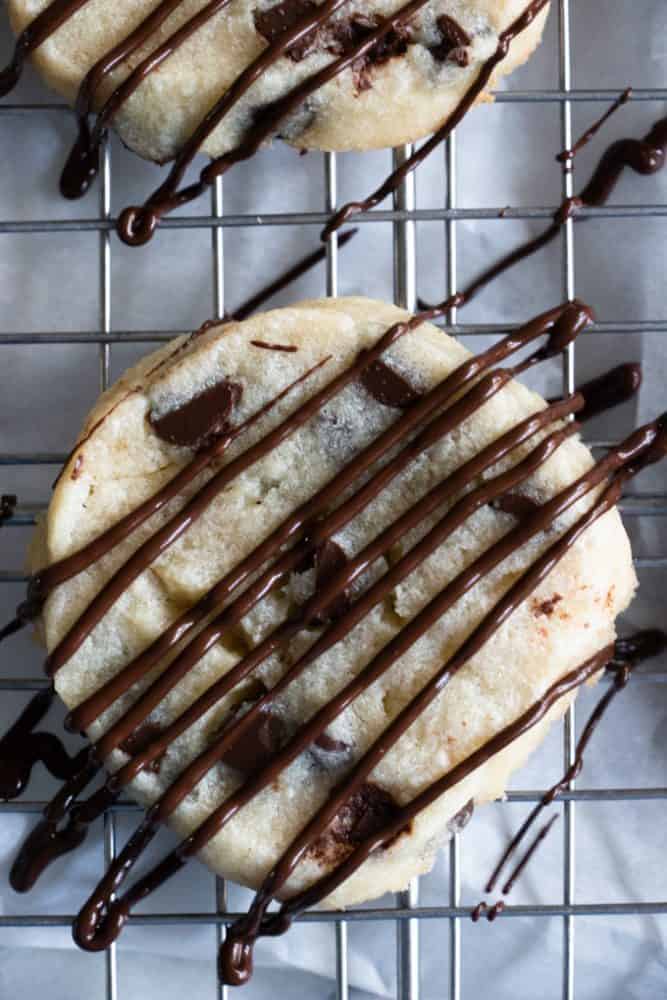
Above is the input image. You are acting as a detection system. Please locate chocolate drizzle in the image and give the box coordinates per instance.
[148,377,243,449]
[573,363,642,424]
[1,0,545,243]
[556,87,632,166]
[0,688,82,801]
[1,494,17,525]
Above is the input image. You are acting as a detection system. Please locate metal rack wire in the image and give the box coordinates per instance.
[0,1,666,998]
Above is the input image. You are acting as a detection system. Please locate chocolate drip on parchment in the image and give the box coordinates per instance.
[417,114,667,313]
[0,687,82,801]
[556,87,632,166]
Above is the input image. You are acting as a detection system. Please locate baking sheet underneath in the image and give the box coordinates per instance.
[0,2,666,997]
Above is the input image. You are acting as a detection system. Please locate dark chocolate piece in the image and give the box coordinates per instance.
[220,704,286,776]
[360,359,422,409]
[491,493,541,519]
[430,14,471,66]
[148,378,243,449]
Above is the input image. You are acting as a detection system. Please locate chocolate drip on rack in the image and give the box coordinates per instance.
[232,227,357,321]
[0,688,82,801]
[322,0,551,237]
[10,750,108,892]
[416,115,667,313]
[556,87,632,166]
[483,628,667,897]
[471,900,504,922]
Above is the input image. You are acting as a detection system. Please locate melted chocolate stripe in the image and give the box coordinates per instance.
[228,534,661,969]
[232,228,357,320]
[62,0,236,200]
[498,812,558,895]
[69,304,585,738]
[322,0,550,237]
[60,0,187,199]
[72,415,666,956]
[0,0,92,97]
[95,392,582,779]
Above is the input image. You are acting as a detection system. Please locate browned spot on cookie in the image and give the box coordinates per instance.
[71,455,84,481]
[605,584,616,611]
[447,798,474,834]
[532,593,563,617]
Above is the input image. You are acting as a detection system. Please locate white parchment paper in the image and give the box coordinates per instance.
[0,2,665,997]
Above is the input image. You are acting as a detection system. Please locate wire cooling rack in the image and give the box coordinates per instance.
[0,1,666,998]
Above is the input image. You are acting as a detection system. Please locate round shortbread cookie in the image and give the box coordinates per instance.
[7,0,549,157]
[31,297,635,908]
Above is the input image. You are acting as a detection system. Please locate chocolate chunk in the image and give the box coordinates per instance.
[430,15,471,66]
[220,703,285,776]
[360,359,422,409]
[254,4,411,89]
[314,731,349,755]
[119,722,165,774]
[491,492,541,519]
[309,782,408,864]
[148,377,242,449]
[313,538,352,623]
[333,16,411,92]
[253,0,321,62]
[447,797,474,834]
